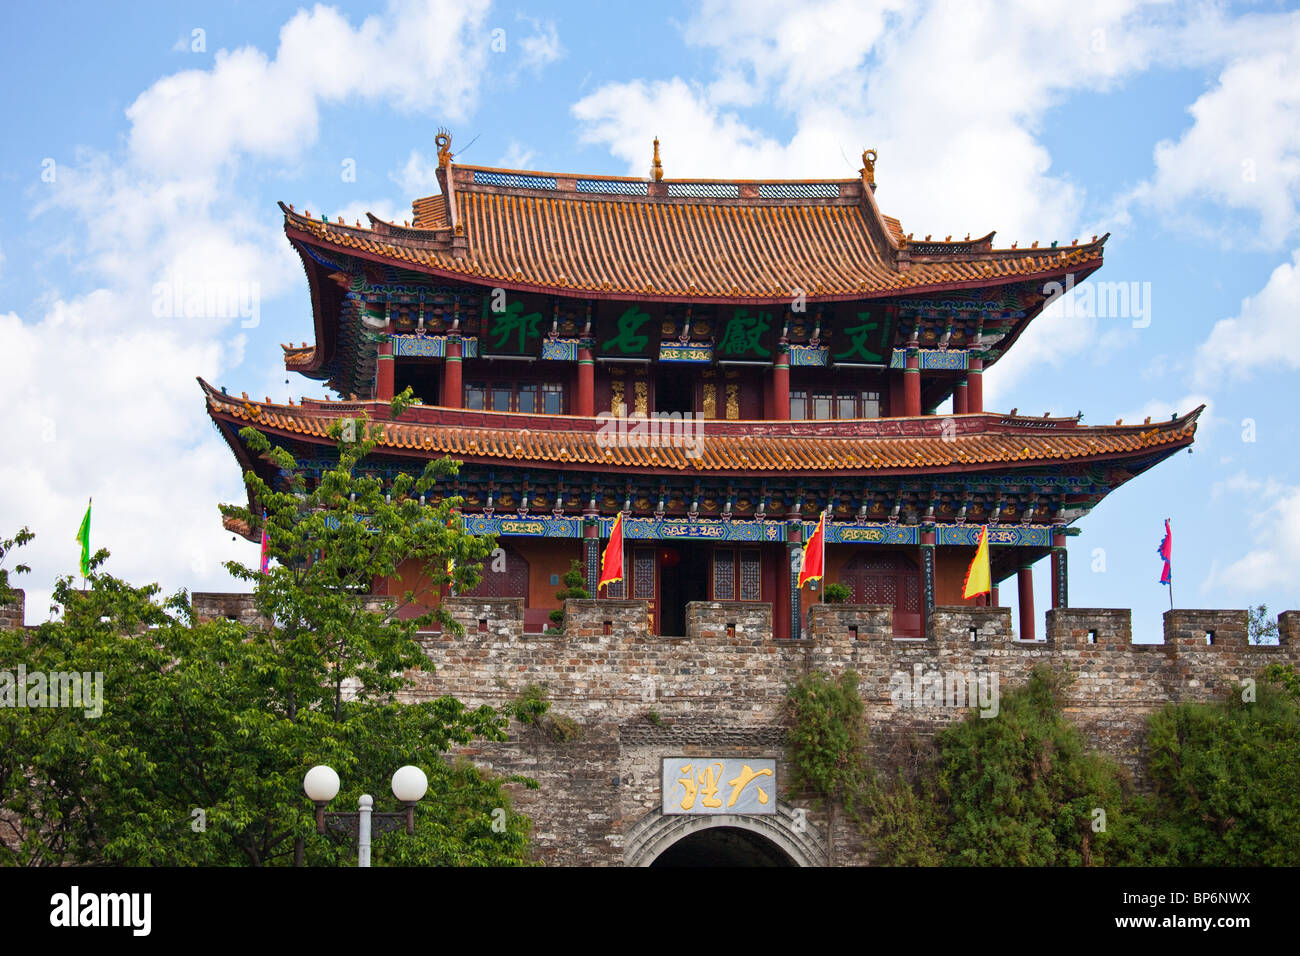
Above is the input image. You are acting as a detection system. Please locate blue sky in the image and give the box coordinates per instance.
[1,0,1298,638]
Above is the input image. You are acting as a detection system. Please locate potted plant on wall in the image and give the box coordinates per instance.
[823,582,851,604]
[547,559,589,635]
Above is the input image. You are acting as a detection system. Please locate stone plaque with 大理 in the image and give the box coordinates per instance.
[662,758,776,815]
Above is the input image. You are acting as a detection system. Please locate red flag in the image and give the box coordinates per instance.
[798,512,826,588]
[598,513,625,592]
[1157,519,1172,585]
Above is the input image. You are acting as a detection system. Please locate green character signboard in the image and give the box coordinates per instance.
[717,309,773,360]
[832,311,892,365]
[599,306,654,358]
[482,299,543,356]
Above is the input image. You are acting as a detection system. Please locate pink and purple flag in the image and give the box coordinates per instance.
[259,510,270,575]
[1157,519,1172,585]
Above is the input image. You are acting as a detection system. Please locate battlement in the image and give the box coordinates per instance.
[0,588,24,631]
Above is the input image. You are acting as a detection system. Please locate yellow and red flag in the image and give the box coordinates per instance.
[798,512,826,588]
[598,513,625,592]
[963,525,991,599]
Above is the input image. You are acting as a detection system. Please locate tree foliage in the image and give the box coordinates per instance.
[784,669,869,808]
[926,666,1138,865]
[0,394,535,866]
[1141,666,1300,865]
[0,526,33,608]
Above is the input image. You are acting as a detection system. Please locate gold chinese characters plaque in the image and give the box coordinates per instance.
[662,757,776,815]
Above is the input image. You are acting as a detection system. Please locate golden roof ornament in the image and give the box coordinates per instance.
[651,137,664,182]
[436,128,454,168]
[861,148,877,187]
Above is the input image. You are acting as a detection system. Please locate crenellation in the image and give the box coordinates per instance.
[1163,608,1249,648]
[1047,607,1132,646]
[1280,610,1300,646]
[0,588,25,630]
[927,605,1012,643]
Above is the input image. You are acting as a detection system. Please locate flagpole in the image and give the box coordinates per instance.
[1167,518,1174,610]
[82,496,91,592]
[820,509,827,604]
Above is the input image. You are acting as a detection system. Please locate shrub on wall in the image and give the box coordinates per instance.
[1141,665,1300,866]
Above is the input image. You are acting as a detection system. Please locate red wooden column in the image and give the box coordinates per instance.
[772,542,790,641]
[442,334,463,408]
[772,343,791,419]
[1017,561,1035,641]
[903,350,921,416]
[1050,528,1068,609]
[953,379,968,414]
[375,341,395,401]
[990,583,999,606]
[576,341,595,417]
[966,354,984,413]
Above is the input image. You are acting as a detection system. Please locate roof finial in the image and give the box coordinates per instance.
[651,137,664,182]
[436,128,453,168]
[861,148,877,188]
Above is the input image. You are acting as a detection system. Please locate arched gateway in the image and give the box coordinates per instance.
[624,804,829,867]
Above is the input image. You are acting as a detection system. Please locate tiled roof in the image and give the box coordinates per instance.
[201,379,1199,476]
[282,343,315,367]
[411,194,446,229]
[281,161,1105,302]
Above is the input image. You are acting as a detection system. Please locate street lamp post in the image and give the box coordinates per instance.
[303,764,429,867]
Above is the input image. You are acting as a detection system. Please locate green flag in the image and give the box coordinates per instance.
[76,499,91,577]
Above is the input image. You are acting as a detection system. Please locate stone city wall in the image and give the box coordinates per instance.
[189,592,1300,866]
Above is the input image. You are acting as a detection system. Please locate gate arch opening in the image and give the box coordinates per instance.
[624,805,828,867]
[649,826,795,867]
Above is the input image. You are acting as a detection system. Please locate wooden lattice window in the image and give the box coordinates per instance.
[633,548,656,599]
[713,549,735,600]
[712,548,762,601]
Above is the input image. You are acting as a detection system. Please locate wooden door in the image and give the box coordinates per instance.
[840,551,922,637]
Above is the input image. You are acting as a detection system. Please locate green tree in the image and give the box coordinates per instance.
[0,526,33,610]
[1142,666,1300,865]
[0,395,536,866]
[784,669,869,864]
[1248,604,1280,645]
[860,666,1142,866]
[930,666,1136,865]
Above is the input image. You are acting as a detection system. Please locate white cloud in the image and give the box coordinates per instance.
[390,149,442,196]
[0,301,250,620]
[0,1,495,622]
[572,0,1174,241]
[494,141,535,171]
[1201,480,1300,599]
[1123,18,1300,247]
[128,1,492,181]
[571,2,1300,401]
[1192,248,1300,386]
[982,296,1099,409]
[516,15,564,73]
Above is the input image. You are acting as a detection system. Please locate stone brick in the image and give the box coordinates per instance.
[0,588,24,630]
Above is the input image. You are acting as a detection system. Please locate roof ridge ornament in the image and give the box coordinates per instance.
[651,137,664,183]
[861,148,877,189]
[436,128,453,168]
